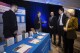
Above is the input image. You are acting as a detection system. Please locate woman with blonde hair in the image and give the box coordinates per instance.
[63,9,78,53]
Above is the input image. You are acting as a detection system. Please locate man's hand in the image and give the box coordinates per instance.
[14,30,18,34]
[49,26,53,29]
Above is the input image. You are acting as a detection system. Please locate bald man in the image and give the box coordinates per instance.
[2,4,18,38]
[49,12,58,45]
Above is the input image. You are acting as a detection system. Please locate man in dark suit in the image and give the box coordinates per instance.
[49,12,58,45]
[57,8,67,47]
[2,4,18,38]
[34,12,46,32]
[34,12,42,32]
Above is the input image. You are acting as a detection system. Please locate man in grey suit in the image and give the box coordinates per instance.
[49,12,58,45]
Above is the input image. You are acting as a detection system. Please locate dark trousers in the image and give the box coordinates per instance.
[53,33,56,44]
[58,26,64,46]
[50,27,57,44]
[63,32,74,53]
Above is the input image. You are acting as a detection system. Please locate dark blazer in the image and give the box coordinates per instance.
[65,17,78,39]
[49,16,58,34]
[57,14,68,27]
[34,17,40,29]
[2,10,18,35]
[49,16,58,28]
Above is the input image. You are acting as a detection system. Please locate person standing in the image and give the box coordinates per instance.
[63,9,78,53]
[34,12,42,32]
[49,12,58,45]
[2,4,18,38]
[57,8,67,47]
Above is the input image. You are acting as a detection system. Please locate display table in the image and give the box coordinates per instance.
[4,32,51,53]
[0,42,5,53]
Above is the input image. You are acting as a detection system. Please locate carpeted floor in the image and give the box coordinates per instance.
[49,31,80,53]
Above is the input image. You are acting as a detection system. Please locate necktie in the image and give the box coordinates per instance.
[58,15,61,24]
[59,16,61,22]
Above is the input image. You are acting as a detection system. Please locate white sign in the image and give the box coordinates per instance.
[29,39,41,44]
[16,35,22,42]
[25,33,28,38]
[16,44,32,53]
[6,37,14,46]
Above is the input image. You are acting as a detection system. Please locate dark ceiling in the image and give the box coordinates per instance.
[0,0,30,8]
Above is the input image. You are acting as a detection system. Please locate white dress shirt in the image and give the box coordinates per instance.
[59,13,64,26]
